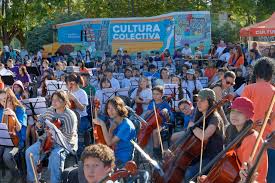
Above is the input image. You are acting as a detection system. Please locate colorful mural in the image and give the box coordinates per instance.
[56,11,211,56]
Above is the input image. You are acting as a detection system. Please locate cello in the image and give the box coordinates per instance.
[98,161,138,183]
[91,94,107,145]
[138,95,174,148]
[191,121,253,183]
[153,94,234,183]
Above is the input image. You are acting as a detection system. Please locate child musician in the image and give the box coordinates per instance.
[81,144,115,183]
[94,96,136,168]
[198,97,268,183]
[143,85,173,160]
[0,88,27,182]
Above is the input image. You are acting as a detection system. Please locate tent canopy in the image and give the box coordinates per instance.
[240,12,275,37]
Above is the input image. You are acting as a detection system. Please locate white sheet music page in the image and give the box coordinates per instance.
[0,123,14,147]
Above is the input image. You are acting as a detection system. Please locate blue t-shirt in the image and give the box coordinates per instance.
[0,106,27,148]
[113,118,136,166]
[147,100,173,124]
[183,109,195,128]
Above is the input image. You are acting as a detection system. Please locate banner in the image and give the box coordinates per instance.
[56,11,211,56]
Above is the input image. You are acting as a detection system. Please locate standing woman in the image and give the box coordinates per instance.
[0,88,27,182]
[130,76,152,116]
[184,89,224,182]
[94,96,136,167]
[65,73,89,156]
[17,65,32,88]
[84,50,93,68]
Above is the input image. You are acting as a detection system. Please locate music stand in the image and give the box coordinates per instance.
[101,88,130,106]
[66,66,80,73]
[21,97,47,118]
[46,80,68,96]
[198,77,208,88]
[1,75,14,86]
[27,67,41,77]
[0,123,15,147]
[164,84,179,110]
[130,77,140,90]
[45,120,74,154]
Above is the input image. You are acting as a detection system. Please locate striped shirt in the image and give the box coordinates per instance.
[39,107,78,151]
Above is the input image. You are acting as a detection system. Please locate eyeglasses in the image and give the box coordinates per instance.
[226,81,235,85]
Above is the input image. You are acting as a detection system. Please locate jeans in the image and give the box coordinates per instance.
[25,141,68,183]
[184,158,211,182]
[77,116,91,157]
[267,148,275,183]
[0,146,19,174]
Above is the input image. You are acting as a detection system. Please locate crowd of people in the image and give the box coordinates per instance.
[0,39,274,183]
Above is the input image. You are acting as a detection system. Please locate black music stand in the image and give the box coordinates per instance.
[164,84,179,110]
[27,67,41,77]
[1,75,14,86]
[0,123,15,147]
[21,97,48,118]
[130,77,139,90]
[101,88,130,107]
[46,80,68,96]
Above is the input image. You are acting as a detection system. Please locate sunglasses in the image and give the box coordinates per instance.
[226,81,235,85]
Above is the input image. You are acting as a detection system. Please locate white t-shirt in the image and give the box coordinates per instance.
[130,88,152,112]
[215,46,226,57]
[182,80,203,101]
[219,52,231,63]
[110,77,120,89]
[121,78,131,88]
[72,88,89,117]
[182,48,192,56]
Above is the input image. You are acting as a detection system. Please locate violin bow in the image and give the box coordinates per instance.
[29,153,39,183]
[249,92,275,162]
[153,101,164,156]
[199,114,206,174]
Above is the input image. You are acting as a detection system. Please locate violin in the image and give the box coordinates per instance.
[135,97,143,116]
[1,93,19,147]
[2,114,19,147]
[92,98,107,145]
[153,94,234,183]
[41,117,62,153]
[138,95,174,148]
[98,161,138,183]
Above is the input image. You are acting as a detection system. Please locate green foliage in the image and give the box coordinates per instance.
[211,20,241,44]
[25,13,84,53]
[1,0,274,49]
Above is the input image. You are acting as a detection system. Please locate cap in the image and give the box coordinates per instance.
[230,97,254,119]
[186,69,195,75]
[198,88,216,101]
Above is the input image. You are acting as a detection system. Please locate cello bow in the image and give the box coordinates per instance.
[244,131,275,183]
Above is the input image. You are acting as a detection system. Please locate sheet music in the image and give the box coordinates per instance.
[101,88,130,105]
[44,120,74,154]
[113,73,125,83]
[198,77,209,88]
[130,77,140,90]
[0,123,14,147]
[21,97,47,116]
[164,84,178,97]
[66,66,80,73]
[46,80,68,96]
